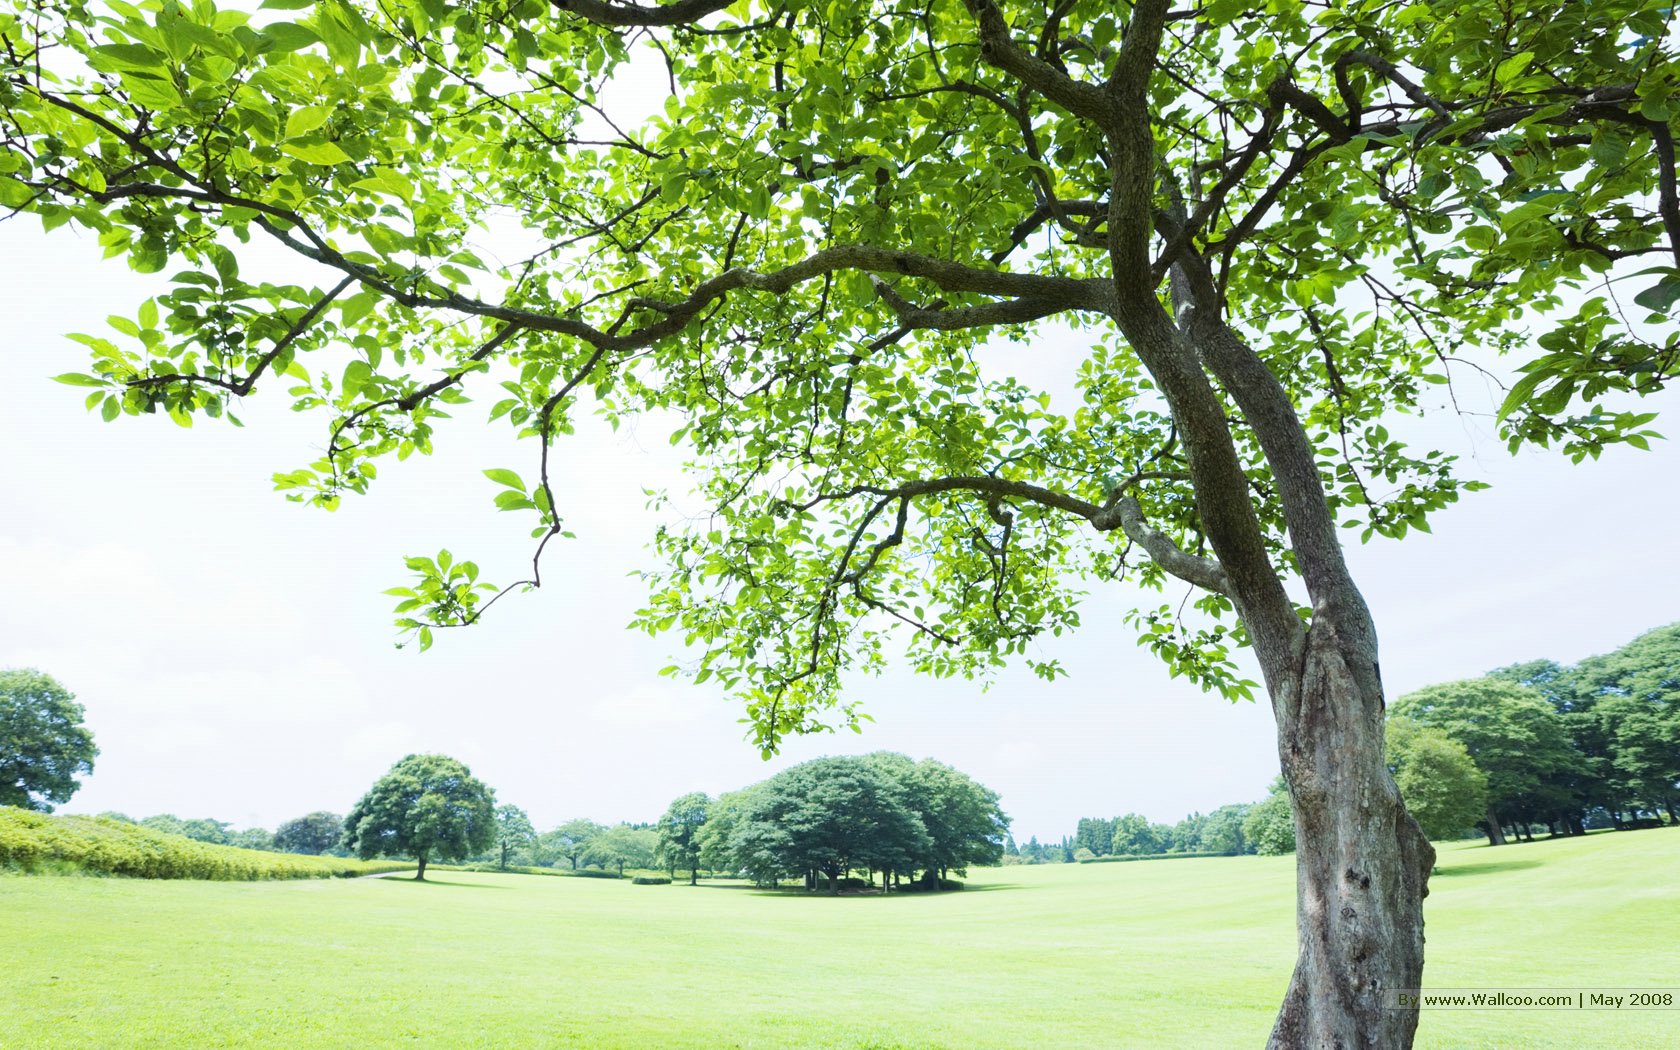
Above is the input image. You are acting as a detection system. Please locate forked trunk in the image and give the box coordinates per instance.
[1267,621,1434,1049]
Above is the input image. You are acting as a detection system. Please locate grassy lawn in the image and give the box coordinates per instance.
[2,830,1676,1048]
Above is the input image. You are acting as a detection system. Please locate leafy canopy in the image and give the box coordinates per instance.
[0,668,98,812]
[3,0,1675,752]
[342,752,496,866]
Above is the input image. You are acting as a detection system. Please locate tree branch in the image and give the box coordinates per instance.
[547,0,735,27]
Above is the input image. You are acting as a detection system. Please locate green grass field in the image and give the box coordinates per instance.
[3,830,1676,1049]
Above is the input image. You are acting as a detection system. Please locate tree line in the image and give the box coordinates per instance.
[67,750,1009,893]
[1055,621,1680,856]
[1394,621,1680,844]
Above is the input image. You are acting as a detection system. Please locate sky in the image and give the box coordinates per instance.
[3,53,1677,844]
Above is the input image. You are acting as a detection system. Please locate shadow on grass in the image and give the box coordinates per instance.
[380,876,509,889]
[708,881,1023,899]
[1433,860,1543,878]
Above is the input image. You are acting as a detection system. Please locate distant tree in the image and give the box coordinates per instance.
[274,812,345,856]
[1200,805,1252,856]
[493,804,537,870]
[137,814,187,837]
[1169,813,1207,853]
[229,827,275,851]
[141,815,233,844]
[1074,817,1115,857]
[549,819,605,870]
[1572,623,1680,824]
[1490,658,1612,833]
[0,668,98,812]
[694,789,756,876]
[739,756,930,893]
[1243,780,1296,856]
[1021,836,1049,864]
[582,824,658,876]
[1149,822,1174,851]
[1385,719,1488,841]
[656,792,712,885]
[1073,846,1097,862]
[865,753,1008,883]
[1110,813,1158,856]
[342,754,496,880]
[1393,680,1582,845]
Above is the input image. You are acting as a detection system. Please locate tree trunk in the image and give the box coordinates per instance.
[1484,809,1507,846]
[690,866,699,886]
[1266,623,1434,1050]
[415,853,428,881]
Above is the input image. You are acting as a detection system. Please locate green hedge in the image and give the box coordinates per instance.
[0,808,412,881]
[1077,851,1230,863]
[631,875,671,885]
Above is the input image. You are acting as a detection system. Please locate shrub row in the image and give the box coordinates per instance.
[631,875,671,885]
[0,808,412,881]
[1076,851,1229,863]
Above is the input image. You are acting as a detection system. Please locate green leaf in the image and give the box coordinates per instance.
[100,395,120,422]
[52,373,109,388]
[342,359,373,396]
[286,104,333,139]
[262,22,320,52]
[1461,226,1499,252]
[1632,276,1680,315]
[1494,51,1534,87]
[280,141,352,166]
[483,468,525,490]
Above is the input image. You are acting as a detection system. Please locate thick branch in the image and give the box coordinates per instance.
[962,0,1117,125]
[547,0,734,26]
[1107,495,1229,595]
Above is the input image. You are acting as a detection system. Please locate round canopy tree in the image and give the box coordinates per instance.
[0,668,98,812]
[342,753,496,880]
[274,811,345,855]
[4,0,1676,1043]
[1384,718,1488,842]
[656,791,712,884]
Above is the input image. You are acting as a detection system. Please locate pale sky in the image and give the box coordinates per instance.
[3,50,1677,843]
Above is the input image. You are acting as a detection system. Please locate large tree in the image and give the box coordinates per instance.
[1572,623,1680,823]
[342,753,496,880]
[0,669,98,812]
[760,756,931,893]
[493,803,538,869]
[4,0,1676,1043]
[656,791,712,884]
[1391,679,1581,845]
[547,818,606,870]
[863,752,1008,882]
[1383,719,1487,842]
[1243,779,1296,856]
[581,823,658,875]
